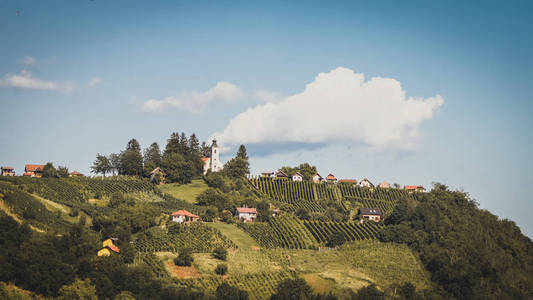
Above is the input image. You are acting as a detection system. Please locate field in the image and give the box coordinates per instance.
[157,179,208,204]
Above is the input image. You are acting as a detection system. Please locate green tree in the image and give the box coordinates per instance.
[236,144,248,160]
[270,278,313,300]
[216,283,249,300]
[109,153,121,176]
[188,133,200,154]
[161,152,194,184]
[57,166,69,178]
[174,249,193,266]
[91,154,111,177]
[114,291,136,300]
[164,132,180,156]
[215,263,228,275]
[57,278,97,300]
[42,162,57,178]
[143,142,162,176]
[352,284,385,300]
[119,139,143,176]
[326,231,346,248]
[178,132,189,155]
[212,247,227,260]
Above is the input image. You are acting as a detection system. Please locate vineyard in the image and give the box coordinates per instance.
[337,184,415,201]
[175,270,297,300]
[133,223,236,253]
[239,214,317,249]
[134,252,170,279]
[345,197,397,216]
[303,220,381,243]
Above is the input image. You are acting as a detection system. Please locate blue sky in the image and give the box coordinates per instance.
[1,1,532,236]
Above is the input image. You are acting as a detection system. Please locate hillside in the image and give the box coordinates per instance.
[0,175,531,299]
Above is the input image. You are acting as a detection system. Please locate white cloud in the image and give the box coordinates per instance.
[0,70,74,93]
[22,56,37,66]
[215,67,444,151]
[254,90,284,103]
[87,77,102,87]
[142,81,244,113]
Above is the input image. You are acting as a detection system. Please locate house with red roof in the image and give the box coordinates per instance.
[404,185,425,193]
[24,164,44,177]
[235,207,257,222]
[171,209,199,223]
[69,171,84,177]
[338,179,357,185]
[326,173,337,183]
[1,166,15,176]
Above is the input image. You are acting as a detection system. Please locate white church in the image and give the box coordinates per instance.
[202,139,223,175]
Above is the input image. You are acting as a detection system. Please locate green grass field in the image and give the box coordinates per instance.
[157,180,208,204]
[207,223,259,249]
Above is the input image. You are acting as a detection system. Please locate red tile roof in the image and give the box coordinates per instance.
[23,172,33,176]
[201,157,209,162]
[25,164,44,172]
[236,207,257,214]
[70,171,84,176]
[107,245,120,253]
[404,185,425,190]
[171,210,199,218]
[326,174,337,180]
[339,179,357,183]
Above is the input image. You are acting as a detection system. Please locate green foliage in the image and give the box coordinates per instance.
[174,248,194,266]
[91,154,111,177]
[270,278,313,300]
[379,183,533,299]
[161,152,194,184]
[196,188,232,211]
[352,284,384,300]
[280,163,317,181]
[42,162,57,178]
[216,282,249,300]
[120,139,144,176]
[326,231,346,248]
[57,278,98,300]
[213,246,228,260]
[304,220,380,244]
[143,142,162,176]
[215,263,228,275]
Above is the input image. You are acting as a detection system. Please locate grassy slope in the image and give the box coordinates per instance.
[207,223,259,249]
[157,179,208,204]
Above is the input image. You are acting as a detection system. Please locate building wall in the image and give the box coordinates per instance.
[97,248,111,256]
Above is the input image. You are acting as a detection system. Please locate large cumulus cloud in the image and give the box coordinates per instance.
[215,67,443,151]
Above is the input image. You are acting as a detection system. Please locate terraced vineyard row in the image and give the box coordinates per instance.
[249,178,339,203]
[134,223,236,253]
[73,176,155,195]
[134,252,169,279]
[239,215,317,249]
[175,270,296,300]
[345,196,398,216]
[303,220,381,243]
[338,184,414,202]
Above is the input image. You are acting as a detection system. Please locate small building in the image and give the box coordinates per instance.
[338,179,357,185]
[1,166,15,176]
[378,181,390,189]
[171,210,200,223]
[261,171,275,178]
[359,208,382,222]
[24,164,45,177]
[359,178,374,188]
[69,171,84,177]
[269,203,280,217]
[292,172,303,182]
[235,207,258,222]
[312,173,324,183]
[404,185,425,193]
[202,139,223,175]
[275,171,288,179]
[97,238,120,256]
[326,173,337,183]
[97,245,120,257]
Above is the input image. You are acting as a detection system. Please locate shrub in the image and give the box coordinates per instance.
[215,263,228,275]
[212,247,227,261]
[326,231,346,248]
[174,249,193,266]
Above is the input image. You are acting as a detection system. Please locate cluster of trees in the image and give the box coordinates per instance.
[379,183,533,299]
[91,132,209,184]
[41,162,69,178]
[279,163,317,181]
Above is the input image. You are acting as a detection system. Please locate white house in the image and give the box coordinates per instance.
[235,207,258,222]
[202,139,223,175]
[171,210,199,223]
[312,173,323,183]
[359,178,374,188]
[292,172,303,182]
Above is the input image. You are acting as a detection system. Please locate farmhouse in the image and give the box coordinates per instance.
[202,139,223,175]
[312,173,324,183]
[359,178,374,188]
[235,207,257,222]
[24,164,44,177]
[261,171,275,178]
[379,181,390,188]
[97,238,120,256]
[69,171,84,177]
[171,210,199,223]
[292,172,303,182]
[405,185,425,193]
[326,173,337,183]
[275,171,288,179]
[1,166,15,176]
[338,179,357,185]
[359,208,382,222]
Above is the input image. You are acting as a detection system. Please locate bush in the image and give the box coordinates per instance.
[326,231,346,248]
[174,249,193,266]
[215,282,248,300]
[212,247,227,260]
[215,263,228,275]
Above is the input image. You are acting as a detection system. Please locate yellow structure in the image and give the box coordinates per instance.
[97,248,111,257]
[102,239,114,247]
[97,238,120,256]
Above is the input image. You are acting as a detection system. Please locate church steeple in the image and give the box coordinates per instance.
[210,139,220,172]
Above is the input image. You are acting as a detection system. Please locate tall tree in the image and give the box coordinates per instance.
[143,142,162,177]
[178,132,189,155]
[42,162,58,178]
[200,141,210,157]
[91,154,111,177]
[188,133,200,154]
[119,139,143,176]
[164,132,180,157]
[224,145,250,178]
[236,144,248,160]
[109,153,121,176]
[161,152,194,184]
